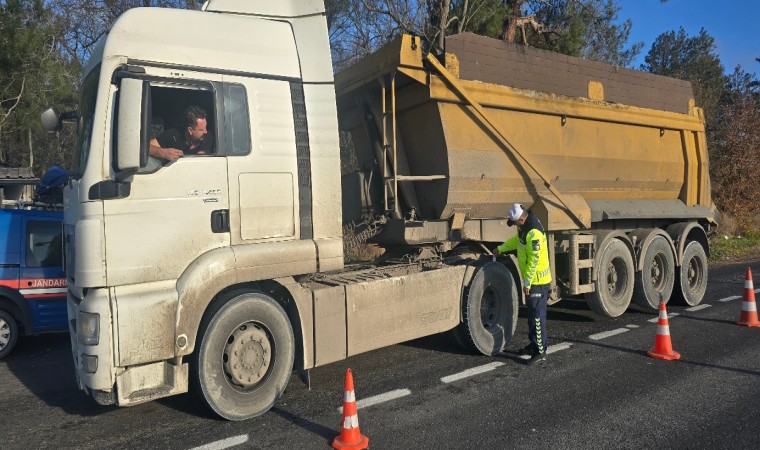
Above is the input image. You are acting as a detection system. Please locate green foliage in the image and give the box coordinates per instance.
[448,0,510,39]
[328,1,643,69]
[642,27,727,125]
[508,0,643,66]
[0,0,80,174]
[575,0,643,66]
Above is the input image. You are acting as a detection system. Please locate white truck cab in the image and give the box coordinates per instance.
[60,0,345,418]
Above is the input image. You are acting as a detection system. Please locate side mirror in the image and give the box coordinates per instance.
[116,78,150,171]
[41,107,62,132]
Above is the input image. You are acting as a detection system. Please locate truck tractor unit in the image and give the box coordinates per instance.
[41,0,713,420]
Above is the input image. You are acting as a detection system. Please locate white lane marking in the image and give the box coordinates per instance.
[588,328,629,340]
[338,389,412,413]
[719,295,742,303]
[441,362,505,383]
[686,304,712,312]
[648,313,679,323]
[547,342,572,354]
[755,289,760,294]
[626,324,640,329]
[190,435,248,450]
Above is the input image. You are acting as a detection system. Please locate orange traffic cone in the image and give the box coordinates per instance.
[737,267,760,327]
[647,301,681,360]
[332,368,369,450]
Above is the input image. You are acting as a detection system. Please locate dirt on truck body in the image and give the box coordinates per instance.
[337,32,712,314]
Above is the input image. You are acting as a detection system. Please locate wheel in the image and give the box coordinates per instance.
[192,292,294,421]
[0,309,19,360]
[453,262,518,355]
[672,241,708,306]
[585,239,634,317]
[633,236,675,310]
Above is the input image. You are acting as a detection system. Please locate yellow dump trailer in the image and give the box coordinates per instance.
[336,34,714,317]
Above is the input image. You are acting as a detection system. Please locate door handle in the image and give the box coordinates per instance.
[211,209,230,233]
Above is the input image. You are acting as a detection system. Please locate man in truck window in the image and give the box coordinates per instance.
[496,203,553,364]
[149,105,214,161]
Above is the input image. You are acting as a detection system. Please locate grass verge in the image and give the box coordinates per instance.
[709,230,760,261]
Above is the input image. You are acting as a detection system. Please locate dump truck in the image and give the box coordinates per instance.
[40,0,714,421]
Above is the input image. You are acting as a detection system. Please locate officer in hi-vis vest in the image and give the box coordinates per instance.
[496,204,552,364]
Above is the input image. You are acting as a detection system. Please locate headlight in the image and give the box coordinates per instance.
[78,312,100,346]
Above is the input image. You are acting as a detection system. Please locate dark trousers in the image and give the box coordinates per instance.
[527,284,549,354]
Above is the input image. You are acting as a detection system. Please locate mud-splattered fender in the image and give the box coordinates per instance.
[174,240,317,357]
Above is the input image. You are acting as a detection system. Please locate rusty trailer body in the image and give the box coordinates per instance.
[336,33,713,311]
[337,34,712,238]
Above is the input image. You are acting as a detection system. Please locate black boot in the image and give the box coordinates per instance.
[518,344,535,356]
[526,351,547,365]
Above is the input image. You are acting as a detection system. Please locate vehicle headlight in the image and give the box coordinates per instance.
[78,312,100,346]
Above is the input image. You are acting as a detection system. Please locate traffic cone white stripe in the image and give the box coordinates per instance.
[343,414,359,429]
[659,308,668,319]
[344,390,355,402]
[743,301,757,312]
[746,280,754,289]
[657,324,670,336]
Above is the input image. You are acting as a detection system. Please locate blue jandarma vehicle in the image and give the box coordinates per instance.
[0,206,66,359]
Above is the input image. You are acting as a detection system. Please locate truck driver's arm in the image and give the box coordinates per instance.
[149,137,183,161]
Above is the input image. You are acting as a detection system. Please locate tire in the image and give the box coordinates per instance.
[672,241,708,306]
[632,236,675,310]
[192,292,294,421]
[453,262,518,355]
[0,309,19,360]
[585,239,634,318]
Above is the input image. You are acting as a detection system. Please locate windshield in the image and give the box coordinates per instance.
[72,65,101,179]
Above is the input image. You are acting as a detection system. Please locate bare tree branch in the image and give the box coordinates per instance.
[0,78,26,128]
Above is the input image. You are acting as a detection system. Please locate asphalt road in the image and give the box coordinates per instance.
[2,258,759,450]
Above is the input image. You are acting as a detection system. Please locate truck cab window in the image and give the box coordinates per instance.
[139,83,217,173]
[224,84,251,155]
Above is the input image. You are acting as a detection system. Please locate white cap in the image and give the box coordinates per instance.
[508,203,524,222]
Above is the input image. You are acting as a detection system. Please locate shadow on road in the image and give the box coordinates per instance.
[3,334,113,417]
[399,332,473,355]
[562,337,760,377]
[270,406,336,443]
[156,392,220,420]
[677,314,738,326]
[551,298,592,311]
[545,309,595,323]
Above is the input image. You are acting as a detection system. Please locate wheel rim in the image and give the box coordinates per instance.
[223,322,274,391]
[685,253,704,293]
[0,317,9,349]
[480,286,500,329]
[606,257,629,301]
[650,253,666,291]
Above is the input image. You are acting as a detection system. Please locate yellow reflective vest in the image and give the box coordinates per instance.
[496,213,552,288]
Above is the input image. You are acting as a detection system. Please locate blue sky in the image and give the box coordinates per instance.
[617,0,759,73]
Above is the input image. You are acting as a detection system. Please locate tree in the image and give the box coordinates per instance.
[709,68,760,230]
[49,1,198,61]
[501,1,641,66]
[641,28,727,125]
[327,1,644,69]
[0,0,79,173]
[327,0,428,69]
